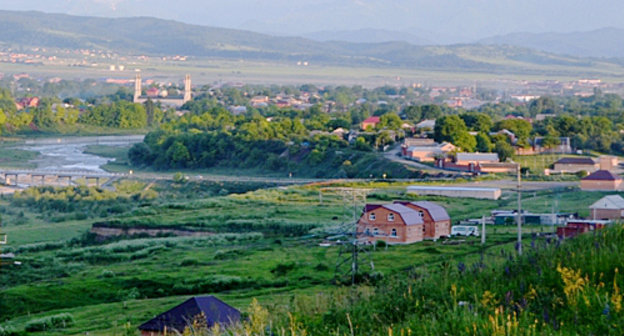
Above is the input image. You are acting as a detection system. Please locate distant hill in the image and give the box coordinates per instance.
[478,27,624,58]
[300,28,432,45]
[0,10,622,75]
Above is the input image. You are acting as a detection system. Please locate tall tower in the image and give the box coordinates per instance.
[134,72,142,103]
[183,74,191,103]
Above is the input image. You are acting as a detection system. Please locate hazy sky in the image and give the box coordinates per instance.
[1,0,623,42]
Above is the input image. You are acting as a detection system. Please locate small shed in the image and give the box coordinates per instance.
[139,296,240,336]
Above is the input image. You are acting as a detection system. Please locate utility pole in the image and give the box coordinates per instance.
[325,188,374,285]
[481,215,486,245]
[516,163,523,256]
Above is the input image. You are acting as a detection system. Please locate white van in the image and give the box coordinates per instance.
[451,225,480,237]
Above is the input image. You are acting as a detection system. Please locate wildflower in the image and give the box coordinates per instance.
[557,264,586,305]
[612,269,622,312]
[457,262,466,273]
[603,303,610,317]
[481,290,497,308]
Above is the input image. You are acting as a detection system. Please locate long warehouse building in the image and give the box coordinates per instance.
[406,185,502,200]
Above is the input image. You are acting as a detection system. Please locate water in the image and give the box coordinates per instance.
[18,135,144,172]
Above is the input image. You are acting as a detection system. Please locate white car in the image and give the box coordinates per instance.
[451,225,480,237]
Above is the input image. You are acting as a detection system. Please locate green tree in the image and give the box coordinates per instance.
[475,132,493,152]
[494,140,514,162]
[166,141,191,167]
[460,113,492,133]
[434,115,475,151]
[377,113,402,130]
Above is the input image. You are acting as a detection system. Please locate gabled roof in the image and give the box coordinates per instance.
[381,203,423,225]
[363,203,423,225]
[555,157,595,165]
[590,195,624,209]
[402,201,450,221]
[139,296,240,332]
[582,170,622,181]
[362,116,380,123]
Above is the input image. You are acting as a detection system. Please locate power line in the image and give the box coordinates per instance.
[320,188,375,285]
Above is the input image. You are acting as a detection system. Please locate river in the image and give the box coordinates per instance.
[19,135,144,172]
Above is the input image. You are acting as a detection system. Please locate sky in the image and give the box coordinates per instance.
[1,0,623,43]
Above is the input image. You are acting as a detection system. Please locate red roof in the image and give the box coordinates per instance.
[582,170,621,181]
[363,116,380,123]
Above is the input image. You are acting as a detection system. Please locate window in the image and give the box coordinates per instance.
[373,228,379,236]
[365,228,371,235]
[388,213,395,221]
[391,228,397,237]
[369,213,376,220]
[418,211,424,218]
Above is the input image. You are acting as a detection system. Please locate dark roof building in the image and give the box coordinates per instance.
[581,170,622,191]
[139,296,240,335]
[583,170,621,181]
[555,157,596,165]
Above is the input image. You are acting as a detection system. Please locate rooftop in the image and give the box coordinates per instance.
[555,157,595,165]
[582,170,621,181]
[590,195,624,209]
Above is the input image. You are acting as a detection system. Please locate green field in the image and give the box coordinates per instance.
[0,146,39,169]
[0,177,614,335]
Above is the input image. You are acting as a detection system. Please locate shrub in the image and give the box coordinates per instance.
[271,262,297,276]
[0,325,21,336]
[25,313,74,332]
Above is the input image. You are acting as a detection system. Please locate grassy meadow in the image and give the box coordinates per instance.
[0,177,619,335]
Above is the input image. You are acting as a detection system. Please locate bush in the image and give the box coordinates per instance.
[0,325,22,336]
[271,262,297,276]
[25,313,74,332]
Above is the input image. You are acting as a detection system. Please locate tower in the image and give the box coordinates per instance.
[183,74,191,103]
[134,72,142,103]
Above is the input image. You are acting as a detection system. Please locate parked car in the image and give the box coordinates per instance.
[451,225,480,237]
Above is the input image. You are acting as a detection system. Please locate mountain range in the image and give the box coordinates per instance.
[0,10,623,75]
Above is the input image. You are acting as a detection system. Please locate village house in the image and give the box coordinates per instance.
[15,96,39,110]
[589,195,624,220]
[552,157,598,173]
[394,201,451,239]
[401,138,457,161]
[357,203,424,244]
[360,116,380,130]
[580,170,622,191]
[138,296,240,336]
[357,201,451,244]
[415,119,436,130]
[404,142,457,162]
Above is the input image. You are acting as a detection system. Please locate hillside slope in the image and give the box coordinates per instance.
[1,10,623,74]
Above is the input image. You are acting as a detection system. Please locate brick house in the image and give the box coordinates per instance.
[394,201,451,239]
[581,170,622,191]
[357,203,424,244]
[360,116,380,130]
[589,195,624,220]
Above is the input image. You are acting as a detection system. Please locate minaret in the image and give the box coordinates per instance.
[183,74,191,103]
[134,72,142,103]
